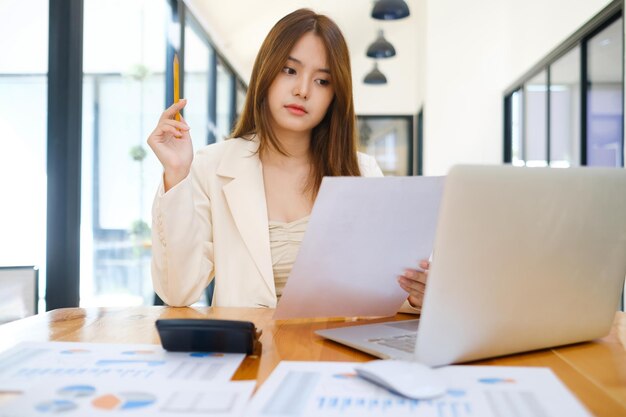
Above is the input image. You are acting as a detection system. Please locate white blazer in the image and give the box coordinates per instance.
[151,137,384,307]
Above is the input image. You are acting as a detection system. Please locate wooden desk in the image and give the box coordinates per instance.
[1,307,625,416]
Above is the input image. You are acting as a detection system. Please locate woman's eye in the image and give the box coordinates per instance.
[316,79,330,86]
[282,67,296,75]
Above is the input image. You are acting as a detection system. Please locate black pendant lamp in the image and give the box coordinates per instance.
[366,30,396,58]
[363,62,387,85]
[371,0,411,20]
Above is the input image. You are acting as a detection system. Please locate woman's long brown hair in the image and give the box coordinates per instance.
[231,8,361,198]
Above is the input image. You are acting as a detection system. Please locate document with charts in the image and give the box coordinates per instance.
[245,361,592,417]
[0,377,254,417]
[0,341,245,391]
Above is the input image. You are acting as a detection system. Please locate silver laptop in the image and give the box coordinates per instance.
[316,165,626,366]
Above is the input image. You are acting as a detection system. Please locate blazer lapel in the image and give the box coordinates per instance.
[217,138,275,297]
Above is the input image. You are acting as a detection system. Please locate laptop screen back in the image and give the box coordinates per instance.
[415,165,626,366]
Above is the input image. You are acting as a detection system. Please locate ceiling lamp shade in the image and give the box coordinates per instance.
[366,30,396,58]
[371,0,410,20]
[363,62,387,85]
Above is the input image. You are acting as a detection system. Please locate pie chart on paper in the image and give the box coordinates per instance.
[35,400,78,413]
[91,392,156,410]
[58,385,96,398]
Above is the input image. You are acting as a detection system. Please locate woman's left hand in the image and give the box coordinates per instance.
[398,260,430,309]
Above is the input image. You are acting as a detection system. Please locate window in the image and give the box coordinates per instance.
[81,0,167,307]
[0,0,48,312]
[550,46,581,168]
[184,17,212,150]
[235,80,247,122]
[504,7,623,169]
[5,0,247,309]
[587,18,624,167]
[510,89,524,166]
[216,58,235,141]
[357,116,413,176]
[524,71,548,167]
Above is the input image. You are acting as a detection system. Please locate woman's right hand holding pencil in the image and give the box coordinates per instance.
[147,99,192,192]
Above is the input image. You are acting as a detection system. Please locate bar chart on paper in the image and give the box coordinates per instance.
[246,362,592,417]
[313,391,473,416]
[0,341,245,391]
[256,369,474,417]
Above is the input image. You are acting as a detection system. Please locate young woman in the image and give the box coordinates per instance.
[147,9,428,310]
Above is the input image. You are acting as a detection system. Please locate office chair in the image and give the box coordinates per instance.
[0,266,38,324]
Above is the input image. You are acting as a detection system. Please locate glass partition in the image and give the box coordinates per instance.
[550,46,581,167]
[524,71,548,167]
[216,58,234,141]
[81,0,167,307]
[510,89,524,166]
[184,17,212,151]
[235,80,247,122]
[0,0,48,312]
[505,11,623,170]
[587,17,623,167]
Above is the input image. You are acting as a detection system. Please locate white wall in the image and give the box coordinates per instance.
[421,0,615,175]
[184,0,422,115]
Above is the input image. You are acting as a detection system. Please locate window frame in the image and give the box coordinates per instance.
[503,0,624,168]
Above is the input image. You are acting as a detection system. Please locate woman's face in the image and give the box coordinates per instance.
[267,32,335,138]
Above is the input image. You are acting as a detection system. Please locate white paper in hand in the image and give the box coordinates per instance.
[274,176,444,319]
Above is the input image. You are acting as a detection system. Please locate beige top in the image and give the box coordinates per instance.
[268,216,310,300]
